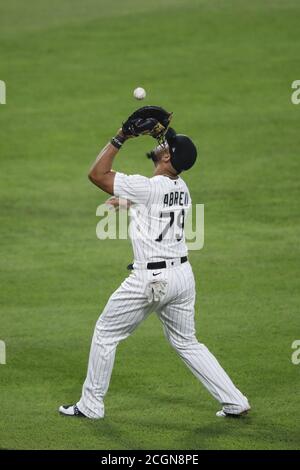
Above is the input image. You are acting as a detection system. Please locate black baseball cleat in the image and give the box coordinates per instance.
[58,404,87,418]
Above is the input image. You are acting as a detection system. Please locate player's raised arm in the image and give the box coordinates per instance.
[88,129,127,195]
[88,106,172,195]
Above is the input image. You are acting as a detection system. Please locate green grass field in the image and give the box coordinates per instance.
[0,0,299,450]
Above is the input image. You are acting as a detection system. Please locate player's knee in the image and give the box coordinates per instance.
[166,333,198,351]
[94,319,128,346]
[94,320,110,343]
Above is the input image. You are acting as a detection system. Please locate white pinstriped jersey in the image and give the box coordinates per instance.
[114,173,191,262]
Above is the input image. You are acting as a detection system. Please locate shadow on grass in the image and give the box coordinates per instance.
[80,418,249,450]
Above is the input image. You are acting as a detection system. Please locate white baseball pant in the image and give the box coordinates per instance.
[77,261,249,418]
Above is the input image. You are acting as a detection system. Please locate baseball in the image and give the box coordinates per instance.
[133,87,146,100]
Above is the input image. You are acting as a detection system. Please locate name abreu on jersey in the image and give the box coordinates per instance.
[163,190,189,207]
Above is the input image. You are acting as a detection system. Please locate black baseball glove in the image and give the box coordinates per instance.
[122,106,173,142]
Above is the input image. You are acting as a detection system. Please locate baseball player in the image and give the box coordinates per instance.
[59,106,250,419]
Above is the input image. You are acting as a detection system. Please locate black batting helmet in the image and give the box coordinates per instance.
[165,128,197,173]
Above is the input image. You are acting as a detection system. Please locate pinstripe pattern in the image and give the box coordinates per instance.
[114,173,190,262]
[77,174,249,418]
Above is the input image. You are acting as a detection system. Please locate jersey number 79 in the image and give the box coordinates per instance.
[155,210,185,242]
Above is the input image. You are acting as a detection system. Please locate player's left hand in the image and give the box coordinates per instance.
[121,106,172,142]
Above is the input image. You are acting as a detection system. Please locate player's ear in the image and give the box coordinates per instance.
[162,150,171,163]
